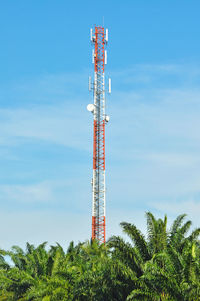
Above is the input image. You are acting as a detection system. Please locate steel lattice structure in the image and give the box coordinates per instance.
[87,26,110,244]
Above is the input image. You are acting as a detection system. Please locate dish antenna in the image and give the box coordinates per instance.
[87,103,95,112]
[105,115,110,122]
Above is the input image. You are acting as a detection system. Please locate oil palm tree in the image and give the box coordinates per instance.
[108,212,168,279]
[0,242,72,300]
[109,212,200,301]
[127,239,200,300]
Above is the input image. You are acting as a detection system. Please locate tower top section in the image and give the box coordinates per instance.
[90,27,108,43]
[90,26,108,74]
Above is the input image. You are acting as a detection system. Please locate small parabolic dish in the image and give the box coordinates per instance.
[87,104,95,112]
[105,115,110,122]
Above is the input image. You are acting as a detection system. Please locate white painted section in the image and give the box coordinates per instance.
[92,169,96,216]
[94,72,97,120]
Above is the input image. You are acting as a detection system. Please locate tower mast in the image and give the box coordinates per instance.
[87,26,110,244]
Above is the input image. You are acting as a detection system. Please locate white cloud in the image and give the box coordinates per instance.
[1,64,200,248]
[151,199,200,227]
[0,102,91,151]
[0,182,53,203]
[136,152,200,167]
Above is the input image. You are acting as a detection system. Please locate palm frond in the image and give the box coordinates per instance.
[120,222,151,261]
[170,214,187,239]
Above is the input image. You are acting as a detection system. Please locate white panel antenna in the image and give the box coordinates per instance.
[108,78,111,94]
[92,49,94,63]
[105,29,108,43]
[105,50,107,64]
[89,76,92,91]
[90,28,93,41]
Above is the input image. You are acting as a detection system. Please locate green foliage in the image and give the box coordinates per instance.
[0,212,200,300]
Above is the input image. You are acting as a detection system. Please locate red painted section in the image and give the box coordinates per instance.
[103,216,106,243]
[92,216,96,240]
[94,27,105,73]
[92,216,106,244]
[103,120,105,170]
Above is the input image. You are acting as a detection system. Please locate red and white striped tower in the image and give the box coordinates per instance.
[87,26,110,244]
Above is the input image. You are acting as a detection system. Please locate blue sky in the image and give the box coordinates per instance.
[1,0,200,249]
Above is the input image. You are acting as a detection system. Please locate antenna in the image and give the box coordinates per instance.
[109,78,111,94]
[87,103,95,112]
[105,50,107,65]
[105,29,108,43]
[92,49,94,64]
[89,76,92,91]
[90,28,93,41]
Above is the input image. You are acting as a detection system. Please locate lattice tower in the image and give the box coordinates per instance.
[87,26,110,244]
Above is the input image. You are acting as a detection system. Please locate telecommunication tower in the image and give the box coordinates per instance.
[87,26,111,244]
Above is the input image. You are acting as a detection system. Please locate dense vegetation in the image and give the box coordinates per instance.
[0,212,200,300]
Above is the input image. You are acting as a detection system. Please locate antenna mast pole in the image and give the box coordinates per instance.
[87,26,110,244]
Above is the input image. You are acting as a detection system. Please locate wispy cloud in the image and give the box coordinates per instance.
[0,182,54,203]
[0,103,91,151]
[151,199,200,227]
[111,63,200,89]
[1,64,200,247]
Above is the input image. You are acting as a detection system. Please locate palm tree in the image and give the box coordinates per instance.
[66,239,134,301]
[0,242,74,300]
[109,212,200,301]
[108,212,167,279]
[0,240,131,300]
[128,239,200,300]
[0,212,199,300]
